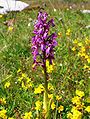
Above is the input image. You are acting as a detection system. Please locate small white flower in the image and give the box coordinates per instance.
[28,23,31,27]
[60,63,62,66]
[15,82,17,84]
[29,18,32,22]
[62,91,65,94]
[86,25,90,29]
[69,6,72,9]
[54,8,56,12]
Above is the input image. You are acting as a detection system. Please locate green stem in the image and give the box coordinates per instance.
[43,55,49,118]
[43,66,49,119]
[42,39,49,118]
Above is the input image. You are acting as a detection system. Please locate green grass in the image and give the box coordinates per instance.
[0,6,90,119]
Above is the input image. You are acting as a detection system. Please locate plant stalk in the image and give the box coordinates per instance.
[43,48,49,118]
[43,64,49,119]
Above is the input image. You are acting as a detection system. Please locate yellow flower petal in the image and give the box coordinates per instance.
[85,106,90,113]
[8,26,13,32]
[58,105,64,113]
[72,47,76,51]
[4,82,10,88]
[51,102,56,110]
[35,100,42,111]
[76,90,84,98]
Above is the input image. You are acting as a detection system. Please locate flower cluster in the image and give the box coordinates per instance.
[66,28,71,36]
[67,90,90,119]
[0,98,6,105]
[17,70,33,90]
[72,38,90,70]
[4,82,11,89]
[85,106,90,113]
[35,100,42,111]
[46,60,55,73]
[0,109,7,119]
[23,111,32,119]
[67,90,84,119]
[51,100,64,113]
[34,84,44,94]
[32,11,57,68]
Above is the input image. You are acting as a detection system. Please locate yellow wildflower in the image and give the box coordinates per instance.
[80,52,85,57]
[18,77,23,82]
[39,84,44,89]
[26,77,31,83]
[22,81,27,90]
[48,83,54,91]
[32,63,36,68]
[72,47,76,51]
[4,82,10,88]
[85,54,89,59]
[67,112,73,118]
[73,39,78,44]
[71,106,77,113]
[48,65,53,73]
[17,68,21,73]
[22,73,27,78]
[46,60,49,67]
[51,102,56,110]
[66,29,71,36]
[83,64,89,69]
[76,103,84,110]
[0,15,3,18]
[8,26,13,32]
[58,32,62,37]
[78,42,83,47]
[34,84,44,94]
[34,87,42,94]
[8,117,14,119]
[76,90,84,98]
[85,38,90,44]
[72,96,81,105]
[58,105,64,113]
[81,46,85,52]
[85,106,90,113]
[72,109,82,119]
[46,60,54,73]
[0,98,6,104]
[87,58,90,63]
[48,94,53,99]
[0,109,7,119]
[78,52,81,56]
[23,111,32,119]
[35,100,42,111]
[56,95,62,101]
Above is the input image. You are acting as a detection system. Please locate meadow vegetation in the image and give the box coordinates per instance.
[0,3,90,119]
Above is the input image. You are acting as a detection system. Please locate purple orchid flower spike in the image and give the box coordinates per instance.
[31,11,57,116]
[32,11,57,69]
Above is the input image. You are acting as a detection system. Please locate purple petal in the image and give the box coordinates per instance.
[43,32,48,39]
[41,44,45,51]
